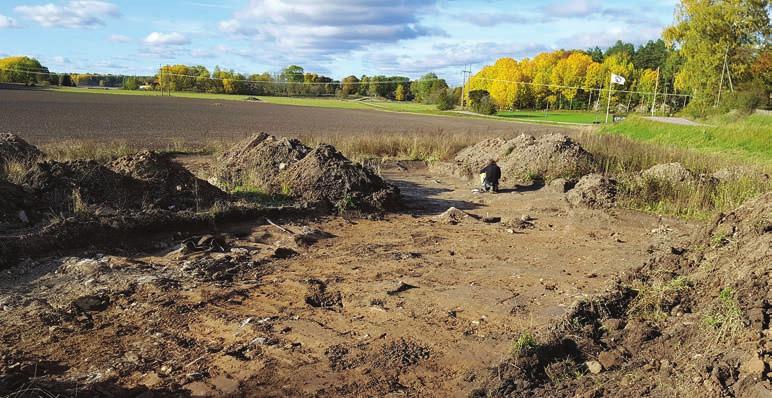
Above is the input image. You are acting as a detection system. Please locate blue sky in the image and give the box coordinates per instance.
[0,0,678,84]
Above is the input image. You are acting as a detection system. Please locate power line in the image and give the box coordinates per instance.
[469,76,692,98]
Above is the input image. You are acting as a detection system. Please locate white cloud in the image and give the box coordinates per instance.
[14,1,120,28]
[108,34,130,42]
[219,0,441,58]
[0,14,19,28]
[543,0,601,17]
[143,32,190,46]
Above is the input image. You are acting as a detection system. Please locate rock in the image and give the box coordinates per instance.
[272,247,298,259]
[585,360,602,374]
[642,162,694,183]
[548,178,575,193]
[598,350,623,370]
[712,166,769,183]
[741,357,766,379]
[387,281,418,295]
[602,318,625,331]
[566,173,617,209]
[72,295,110,312]
[482,216,501,223]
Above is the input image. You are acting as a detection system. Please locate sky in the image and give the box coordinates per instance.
[0,0,678,84]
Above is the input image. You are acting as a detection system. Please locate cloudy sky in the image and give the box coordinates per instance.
[0,0,678,83]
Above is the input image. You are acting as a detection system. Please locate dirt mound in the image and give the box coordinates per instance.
[0,133,43,169]
[479,192,771,397]
[434,207,478,225]
[712,166,770,183]
[216,133,311,191]
[283,144,400,211]
[566,173,617,209]
[641,162,694,183]
[0,181,36,229]
[454,134,595,182]
[110,150,226,210]
[21,160,146,213]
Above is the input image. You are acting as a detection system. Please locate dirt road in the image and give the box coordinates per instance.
[0,165,692,397]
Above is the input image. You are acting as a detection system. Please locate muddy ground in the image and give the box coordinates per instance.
[0,88,566,146]
[0,163,693,397]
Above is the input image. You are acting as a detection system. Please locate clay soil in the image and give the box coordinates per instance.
[0,163,694,397]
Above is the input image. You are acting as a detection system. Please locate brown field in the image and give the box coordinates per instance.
[0,87,566,147]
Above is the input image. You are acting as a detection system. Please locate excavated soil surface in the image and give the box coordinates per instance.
[0,164,694,397]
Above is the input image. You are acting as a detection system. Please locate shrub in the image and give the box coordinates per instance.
[436,89,456,110]
[472,95,497,115]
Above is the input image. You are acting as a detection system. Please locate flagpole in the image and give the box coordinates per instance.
[605,73,612,123]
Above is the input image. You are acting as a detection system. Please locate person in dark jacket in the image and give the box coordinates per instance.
[480,159,501,192]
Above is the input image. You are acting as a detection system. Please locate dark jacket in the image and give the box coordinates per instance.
[480,163,501,183]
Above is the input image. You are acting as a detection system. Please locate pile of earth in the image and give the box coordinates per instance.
[0,133,42,170]
[110,150,226,210]
[477,192,771,397]
[5,137,227,221]
[214,133,399,211]
[215,132,310,192]
[453,133,596,182]
[0,181,36,228]
[565,173,618,209]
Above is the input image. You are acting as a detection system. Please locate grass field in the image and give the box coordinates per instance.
[50,86,607,125]
[497,110,604,124]
[600,114,772,165]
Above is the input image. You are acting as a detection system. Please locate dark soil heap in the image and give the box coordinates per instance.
[216,134,399,211]
[454,133,595,182]
[0,133,43,169]
[0,181,36,228]
[21,160,147,213]
[216,133,311,192]
[283,144,400,211]
[110,150,226,210]
[566,173,617,209]
[478,192,771,397]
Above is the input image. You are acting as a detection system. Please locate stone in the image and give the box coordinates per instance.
[598,350,623,370]
[741,358,766,379]
[585,360,602,374]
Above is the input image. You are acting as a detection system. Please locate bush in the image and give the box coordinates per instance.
[472,95,497,115]
[436,89,456,110]
[719,79,766,115]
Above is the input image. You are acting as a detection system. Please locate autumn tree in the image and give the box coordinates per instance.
[664,0,771,115]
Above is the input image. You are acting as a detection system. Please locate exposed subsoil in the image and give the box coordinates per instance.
[0,163,693,397]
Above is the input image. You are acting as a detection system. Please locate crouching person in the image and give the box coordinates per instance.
[480,159,501,193]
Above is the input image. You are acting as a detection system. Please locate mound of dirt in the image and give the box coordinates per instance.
[215,133,311,192]
[712,166,770,183]
[0,181,36,228]
[566,173,617,209]
[283,144,400,211]
[434,207,478,225]
[454,134,595,182]
[478,192,771,397]
[641,162,694,183]
[0,133,43,169]
[21,160,146,213]
[110,150,226,210]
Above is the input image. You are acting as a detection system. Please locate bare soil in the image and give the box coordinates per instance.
[0,88,567,146]
[0,163,693,397]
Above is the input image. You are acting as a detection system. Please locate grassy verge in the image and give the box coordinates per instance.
[497,110,603,124]
[599,114,772,165]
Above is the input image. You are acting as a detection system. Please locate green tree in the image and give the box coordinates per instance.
[664,0,771,115]
[340,75,359,97]
[634,39,668,70]
[0,56,49,85]
[604,40,635,59]
[281,65,304,83]
[436,89,456,110]
[123,76,139,90]
[59,73,73,87]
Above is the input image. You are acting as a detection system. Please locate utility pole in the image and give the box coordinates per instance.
[715,47,729,106]
[650,67,660,116]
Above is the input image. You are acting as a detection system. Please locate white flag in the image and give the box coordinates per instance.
[610,74,626,85]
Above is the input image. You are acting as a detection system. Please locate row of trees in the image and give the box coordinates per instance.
[467,40,685,113]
